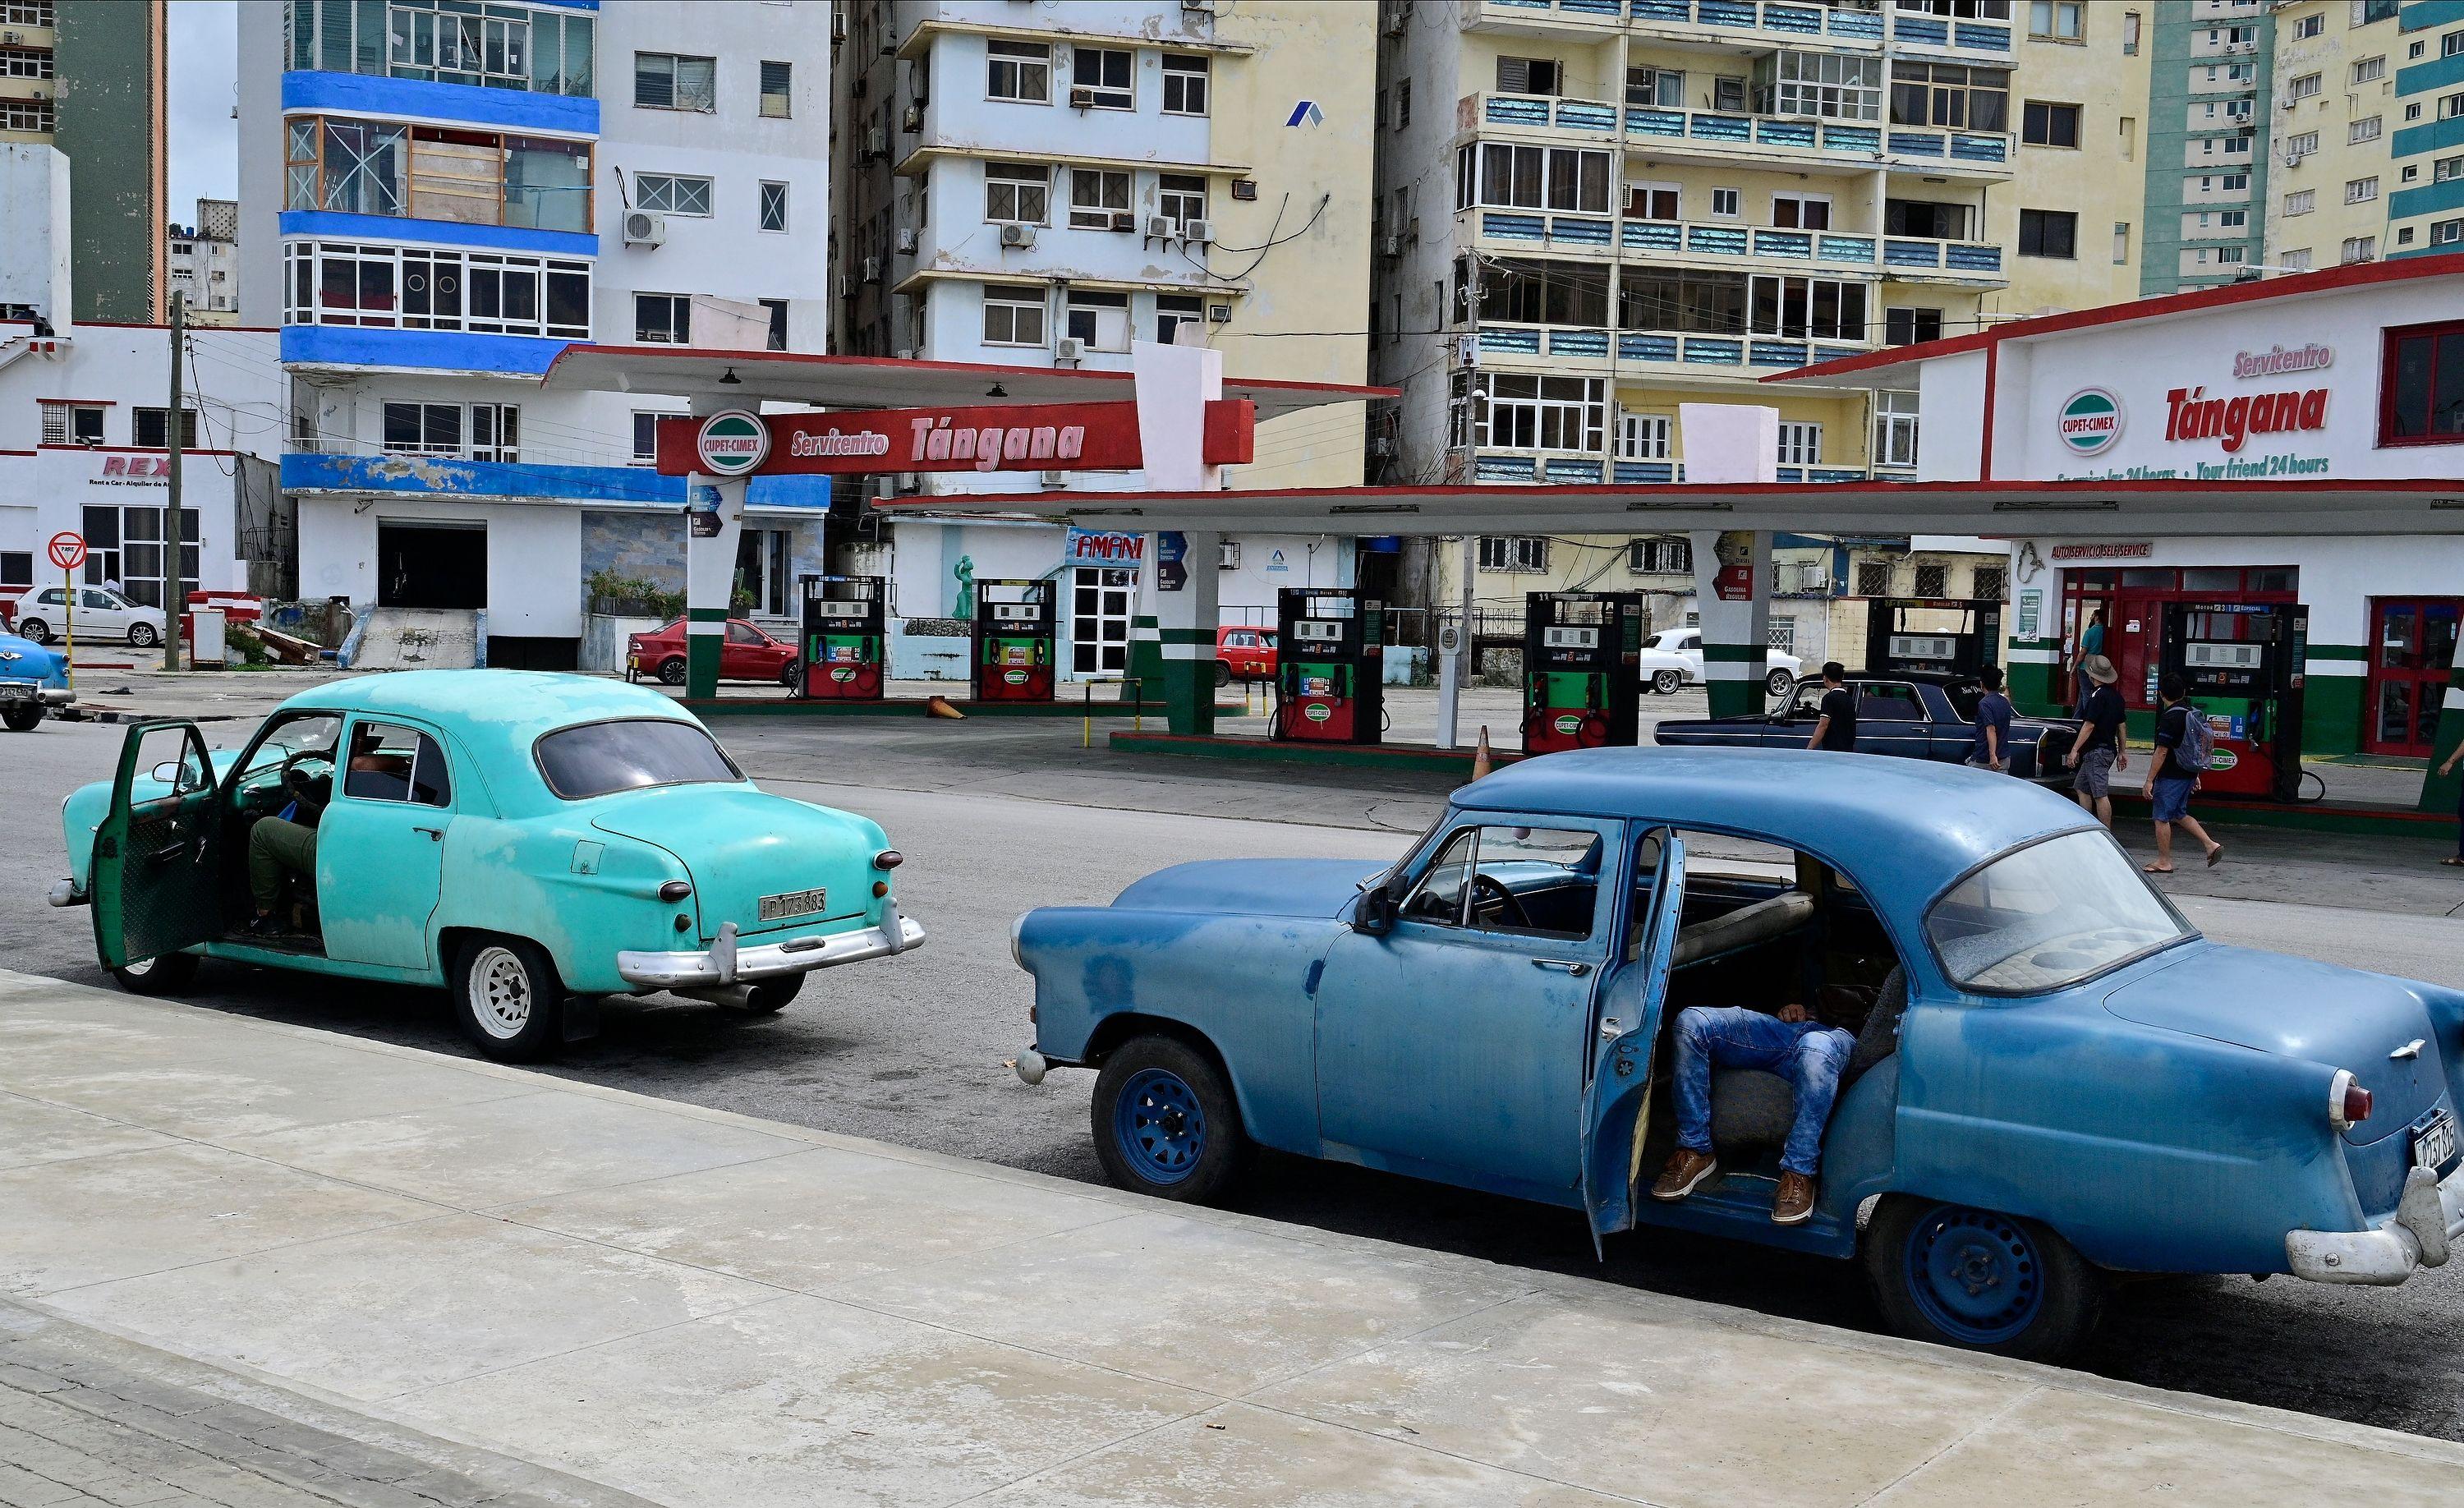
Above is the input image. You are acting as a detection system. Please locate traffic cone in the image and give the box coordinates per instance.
[1471,725,1493,781]
[926,695,966,719]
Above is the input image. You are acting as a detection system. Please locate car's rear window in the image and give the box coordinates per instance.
[534,719,742,799]
[1926,830,2195,992]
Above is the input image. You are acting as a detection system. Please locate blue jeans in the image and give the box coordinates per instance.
[1672,1006,1856,1178]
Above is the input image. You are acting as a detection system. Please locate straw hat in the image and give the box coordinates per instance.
[2082,654,2118,686]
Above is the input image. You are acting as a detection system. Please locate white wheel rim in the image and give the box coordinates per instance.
[471,946,531,1038]
[124,956,154,977]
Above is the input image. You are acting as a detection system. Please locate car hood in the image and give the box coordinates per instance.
[589,784,889,941]
[2103,942,2448,1143]
[1113,857,1387,920]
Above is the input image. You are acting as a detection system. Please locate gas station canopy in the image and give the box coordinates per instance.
[540,345,1391,424]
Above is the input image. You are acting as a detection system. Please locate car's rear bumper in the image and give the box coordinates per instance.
[2285,1164,2464,1285]
[0,681,73,707]
[614,900,924,989]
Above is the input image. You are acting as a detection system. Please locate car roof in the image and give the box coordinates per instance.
[1456,746,2091,890]
[276,669,702,752]
[1846,669,1974,685]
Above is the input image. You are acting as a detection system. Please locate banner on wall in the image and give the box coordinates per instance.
[656,400,1255,477]
[1064,528,1145,579]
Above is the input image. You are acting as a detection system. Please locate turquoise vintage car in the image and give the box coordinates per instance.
[49,670,922,1060]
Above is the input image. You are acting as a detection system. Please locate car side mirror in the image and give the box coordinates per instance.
[150,760,181,785]
[1353,885,1399,936]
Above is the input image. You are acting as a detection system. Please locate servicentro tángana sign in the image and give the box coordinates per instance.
[655,400,1256,478]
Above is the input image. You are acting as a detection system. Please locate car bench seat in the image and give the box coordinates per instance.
[1707,968,1907,1154]
[1671,890,1818,971]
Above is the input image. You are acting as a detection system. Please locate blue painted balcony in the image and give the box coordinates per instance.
[1622,218,1879,269]
[1473,324,1874,370]
[1880,237,2008,283]
[1629,0,1886,46]
[1887,7,2013,57]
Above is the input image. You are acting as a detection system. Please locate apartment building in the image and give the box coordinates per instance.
[2388,0,2464,255]
[2264,0,2402,272]
[2141,0,2275,292]
[0,0,168,322]
[237,0,834,669]
[833,1,1376,674]
[1999,0,2153,314]
[168,196,240,326]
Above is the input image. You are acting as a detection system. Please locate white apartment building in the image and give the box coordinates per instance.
[833,1,1375,675]
[168,197,241,327]
[235,0,834,668]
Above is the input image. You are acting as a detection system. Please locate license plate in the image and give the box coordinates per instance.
[0,683,30,702]
[2414,1109,2457,1174]
[758,887,827,922]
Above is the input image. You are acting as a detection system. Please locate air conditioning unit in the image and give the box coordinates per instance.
[1069,85,1099,108]
[1146,214,1176,239]
[1040,470,1070,487]
[1000,222,1037,248]
[1054,336,1087,364]
[1109,210,1138,232]
[893,471,922,494]
[1206,302,1232,323]
[1218,540,1241,569]
[1184,218,1215,245]
[2283,150,2303,166]
[1183,0,1217,13]
[901,103,922,131]
[860,255,883,283]
[1382,9,1408,35]
[1,30,20,44]
[623,210,666,246]
[894,228,918,255]
[1377,234,1403,258]
[863,126,888,159]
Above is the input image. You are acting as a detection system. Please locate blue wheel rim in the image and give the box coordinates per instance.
[1903,1205,2046,1345]
[1114,1067,1207,1186]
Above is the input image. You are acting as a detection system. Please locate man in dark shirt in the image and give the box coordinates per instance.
[2066,654,2127,828]
[1806,661,1857,752]
[1966,664,2016,772]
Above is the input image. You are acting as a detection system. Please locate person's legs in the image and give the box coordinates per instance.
[247,817,315,915]
[1672,1006,1782,1152]
[2149,818,2173,870]
[1778,1026,1856,1178]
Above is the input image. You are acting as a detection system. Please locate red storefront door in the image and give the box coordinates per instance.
[2061,567,2297,713]
[2367,599,2461,758]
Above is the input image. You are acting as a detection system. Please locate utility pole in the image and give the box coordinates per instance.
[163,291,184,671]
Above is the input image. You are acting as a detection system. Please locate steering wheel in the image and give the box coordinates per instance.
[1470,873,1533,930]
[276,747,331,798]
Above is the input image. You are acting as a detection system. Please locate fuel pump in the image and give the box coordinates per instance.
[2159,601,2309,802]
[972,578,1057,702]
[1864,597,2002,678]
[799,575,887,701]
[1272,587,1385,744]
[1522,592,1644,754]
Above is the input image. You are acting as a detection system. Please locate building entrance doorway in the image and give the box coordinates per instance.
[2061,566,2296,713]
[377,522,486,610]
[2367,598,2461,758]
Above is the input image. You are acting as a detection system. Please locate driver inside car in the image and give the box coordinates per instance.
[244,726,410,939]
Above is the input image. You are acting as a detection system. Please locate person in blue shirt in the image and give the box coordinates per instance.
[1965,664,2016,772]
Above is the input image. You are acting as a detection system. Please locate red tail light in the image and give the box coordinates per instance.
[2328,1069,2373,1131]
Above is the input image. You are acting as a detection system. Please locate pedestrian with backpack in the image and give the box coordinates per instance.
[2143,672,2223,872]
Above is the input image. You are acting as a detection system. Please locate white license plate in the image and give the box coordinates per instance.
[2415,1109,2457,1173]
[0,683,31,702]
[758,887,827,922]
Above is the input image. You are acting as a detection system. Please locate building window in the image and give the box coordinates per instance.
[1973,564,2007,600]
[631,412,668,466]
[634,292,691,343]
[2439,154,2464,184]
[2351,116,2383,146]
[634,53,715,112]
[293,0,593,95]
[1890,62,2008,132]
[38,402,105,445]
[2352,55,2386,86]
[633,173,712,217]
[1473,374,1606,452]
[471,403,520,462]
[2288,73,2323,103]
[757,58,791,117]
[1885,307,1943,346]
[1,97,50,132]
[2382,321,2464,446]
[1630,183,1680,221]
[1162,53,1208,116]
[1771,192,1831,229]
[1776,422,1823,468]
[2112,220,2131,264]
[0,551,30,587]
[1914,562,1950,598]
[1160,174,1207,229]
[981,284,1046,347]
[1855,560,1893,596]
[2342,236,2377,264]
[2122,10,2140,54]
[2029,0,2083,39]
[283,114,592,234]
[1068,168,1130,229]
[1069,567,1135,674]
[1460,143,1611,213]
[128,407,198,450]
[382,402,461,456]
[1874,390,1920,468]
[2434,218,2464,246]
[1749,275,1866,340]
[80,505,198,610]
[758,181,788,232]
[2346,177,2380,204]
[987,39,1050,103]
[1064,289,1130,351]
[1710,187,1740,218]
[1499,57,1564,96]
[758,299,788,352]
[1156,294,1204,346]
[1886,199,1971,239]
[985,162,1050,224]
[1478,536,1550,572]
[2281,248,2314,271]
[2217,246,2247,264]
[1617,411,1672,461]
[2293,13,2324,39]
[2021,100,2080,147]
[1628,536,1690,574]
[1072,46,1133,109]
[1398,78,1412,126]
[0,45,50,79]
[1474,259,1609,326]
[2018,209,2076,258]
[1756,50,1882,122]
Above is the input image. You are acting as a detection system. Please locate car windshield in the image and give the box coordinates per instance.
[1926,830,2196,992]
[237,713,342,782]
[534,718,742,799]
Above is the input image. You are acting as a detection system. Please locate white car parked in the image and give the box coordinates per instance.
[10,586,167,649]
[1635,628,1802,697]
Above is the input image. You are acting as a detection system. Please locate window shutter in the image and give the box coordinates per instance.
[1497,57,1529,95]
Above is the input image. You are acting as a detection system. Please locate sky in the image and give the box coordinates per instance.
[167,0,240,224]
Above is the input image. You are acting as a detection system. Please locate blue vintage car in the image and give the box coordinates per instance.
[1656,669,2080,787]
[51,671,922,1060]
[0,628,75,731]
[1011,747,2464,1359]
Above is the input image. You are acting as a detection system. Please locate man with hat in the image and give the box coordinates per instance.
[2066,654,2127,829]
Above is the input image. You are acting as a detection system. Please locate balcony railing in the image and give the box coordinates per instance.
[1475,92,2014,168]
[1886,9,2011,54]
[1623,218,1879,266]
[1630,0,1884,43]
[1469,451,1877,485]
[1473,324,1873,370]
[1881,236,2004,275]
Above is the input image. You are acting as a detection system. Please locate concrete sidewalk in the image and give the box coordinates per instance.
[4,973,2461,1508]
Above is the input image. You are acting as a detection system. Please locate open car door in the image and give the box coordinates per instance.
[91,720,223,971]
[1580,830,1686,1243]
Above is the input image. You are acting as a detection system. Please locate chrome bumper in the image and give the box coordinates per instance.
[614,900,924,990]
[0,683,73,707]
[47,878,84,908]
[2286,1163,2464,1285]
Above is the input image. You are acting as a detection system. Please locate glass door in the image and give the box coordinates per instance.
[2369,599,2461,758]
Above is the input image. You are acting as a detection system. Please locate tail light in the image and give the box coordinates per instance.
[872,849,904,870]
[2328,1069,2373,1131]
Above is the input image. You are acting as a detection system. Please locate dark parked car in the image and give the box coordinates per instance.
[1656,670,2079,786]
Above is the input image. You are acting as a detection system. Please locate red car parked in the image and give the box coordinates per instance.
[627,618,800,687]
[1215,625,1278,686]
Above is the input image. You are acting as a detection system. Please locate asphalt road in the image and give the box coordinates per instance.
[7,701,2464,1445]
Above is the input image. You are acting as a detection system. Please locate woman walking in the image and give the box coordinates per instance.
[2142,673,2223,873]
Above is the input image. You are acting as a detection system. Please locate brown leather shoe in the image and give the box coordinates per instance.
[1649,1147,1718,1202]
[1772,1171,1817,1225]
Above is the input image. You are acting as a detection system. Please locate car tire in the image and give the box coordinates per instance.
[1091,1034,1250,1204]
[1863,1196,2105,1363]
[1214,660,1233,688]
[127,622,159,649]
[656,656,689,687]
[778,660,802,689]
[451,935,565,1063]
[2,704,40,732]
[105,948,200,996]
[16,617,51,644]
[742,974,805,1013]
[1652,669,1684,696]
[1767,669,1794,697]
